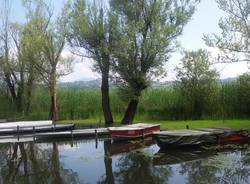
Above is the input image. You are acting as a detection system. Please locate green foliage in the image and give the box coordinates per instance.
[176,49,219,119]
[203,0,250,63]
[68,0,113,73]
[237,73,250,116]
[111,0,200,100]
[1,75,250,121]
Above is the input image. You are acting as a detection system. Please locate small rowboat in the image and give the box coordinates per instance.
[153,128,249,149]
[108,123,160,141]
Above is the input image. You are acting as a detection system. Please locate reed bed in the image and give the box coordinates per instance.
[0,81,249,121]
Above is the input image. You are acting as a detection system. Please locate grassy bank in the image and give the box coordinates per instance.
[59,119,250,130]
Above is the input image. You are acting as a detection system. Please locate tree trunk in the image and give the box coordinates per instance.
[49,73,58,123]
[25,71,35,114]
[121,99,139,124]
[101,69,113,125]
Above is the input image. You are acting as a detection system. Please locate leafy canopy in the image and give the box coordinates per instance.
[110,0,200,99]
[204,0,250,65]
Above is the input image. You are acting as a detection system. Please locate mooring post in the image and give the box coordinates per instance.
[17,125,20,141]
[71,128,73,140]
[33,126,35,141]
[95,129,98,149]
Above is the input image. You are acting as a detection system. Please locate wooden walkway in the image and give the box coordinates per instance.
[0,128,109,143]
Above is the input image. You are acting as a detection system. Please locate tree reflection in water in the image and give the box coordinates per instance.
[179,150,250,184]
[113,150,172,184]
[98,140,172,184]
[0,142,80,184]
[98,140,114,184]
[0,140,249,184]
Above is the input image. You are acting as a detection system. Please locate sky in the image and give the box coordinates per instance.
[6,0,250,82]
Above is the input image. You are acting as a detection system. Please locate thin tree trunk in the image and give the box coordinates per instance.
[101,69,113,125]
[121,99,139,124]
[49,73,58,123]
[25,71,35,114]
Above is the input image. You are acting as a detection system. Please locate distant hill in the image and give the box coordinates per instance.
[59,79,101,88]
[58,77,238,88]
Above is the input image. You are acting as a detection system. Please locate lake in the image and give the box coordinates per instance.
[0,138,249,184]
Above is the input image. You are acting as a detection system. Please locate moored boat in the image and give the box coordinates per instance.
[0,122,75,135]
[108,123,160,141]
[153,128,249,149]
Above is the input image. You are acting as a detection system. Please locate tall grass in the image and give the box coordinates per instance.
[0,95,17,119]
[0,81,249,121]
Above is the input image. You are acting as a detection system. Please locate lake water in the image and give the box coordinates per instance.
[0,139,249,184]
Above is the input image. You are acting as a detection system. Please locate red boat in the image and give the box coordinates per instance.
[108,123,160,141]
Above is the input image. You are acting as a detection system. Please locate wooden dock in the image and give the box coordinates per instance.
[0,128,109,143]
[35,128,109,139]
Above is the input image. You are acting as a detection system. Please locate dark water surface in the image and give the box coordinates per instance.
[0,139,249,184]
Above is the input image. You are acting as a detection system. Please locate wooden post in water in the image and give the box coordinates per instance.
[71,128,73,140]
[17,125,20,141]
[95,129,98,149]
[33,126,36,141]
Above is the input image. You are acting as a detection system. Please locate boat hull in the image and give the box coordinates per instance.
[153,128,249,149]
[109,123,160,141]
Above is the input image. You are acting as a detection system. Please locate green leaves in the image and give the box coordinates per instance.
[203,0,250,63]
[176,49,219,119]
[111,0,199,99]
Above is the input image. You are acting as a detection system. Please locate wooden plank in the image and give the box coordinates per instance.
[35,128,109,140]
[0,128,109,143]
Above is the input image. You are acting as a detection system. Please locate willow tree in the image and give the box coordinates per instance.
[204,0,250,65]
[110,0,200,124]
[67,0,115,125]
[0,0,38,114]
[23,0,73,122]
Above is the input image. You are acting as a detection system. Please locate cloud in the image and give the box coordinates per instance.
[60,62,100,82]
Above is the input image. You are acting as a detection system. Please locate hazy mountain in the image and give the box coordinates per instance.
[58,77,238,88]
[59,79,101,88]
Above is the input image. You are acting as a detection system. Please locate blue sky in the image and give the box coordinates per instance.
[5,0,249,82]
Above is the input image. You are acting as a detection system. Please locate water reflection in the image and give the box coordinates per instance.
[0,142,80,184]
[112,148,172,184]
[153,148,217,165]
[179,150,250,184]
[0,139,249,184]
[101,140,114,184]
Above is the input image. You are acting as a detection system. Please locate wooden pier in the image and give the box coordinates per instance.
[0,128,109,143]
